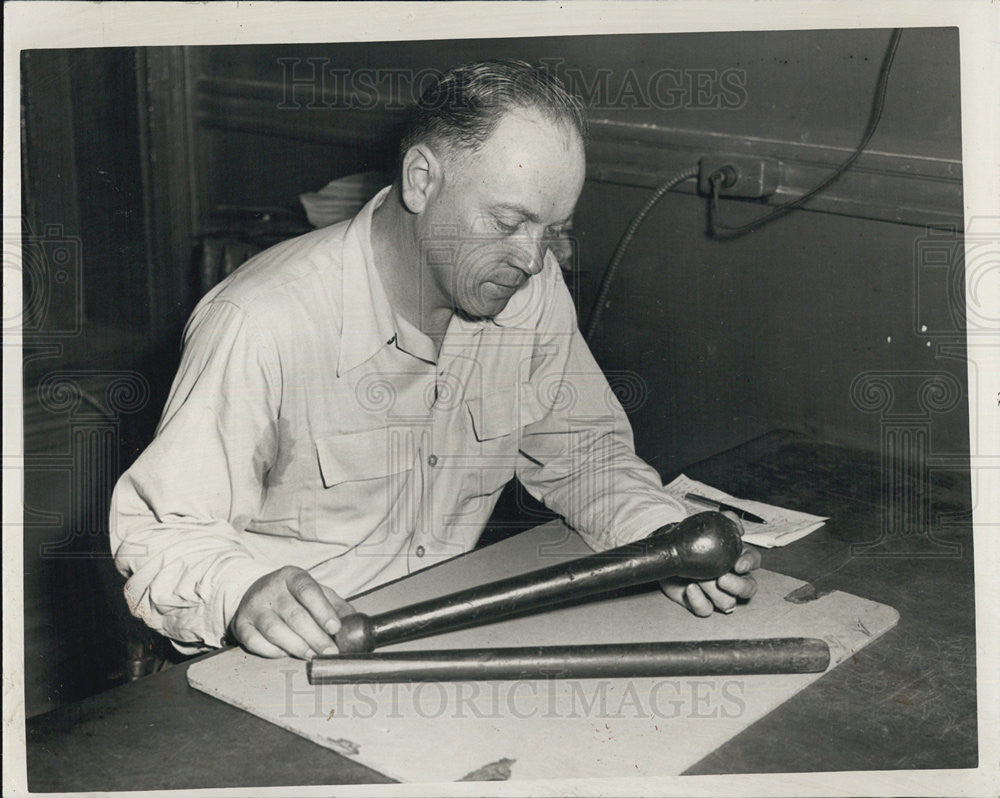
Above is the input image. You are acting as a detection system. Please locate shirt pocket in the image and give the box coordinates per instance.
[303,427,418,544]
[466,384,546,443]
[462,385,545,498]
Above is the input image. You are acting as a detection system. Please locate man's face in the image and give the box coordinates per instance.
[418,108,587,321]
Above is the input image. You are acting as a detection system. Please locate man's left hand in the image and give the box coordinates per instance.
[659,543,761,615]
[659,509,762,616]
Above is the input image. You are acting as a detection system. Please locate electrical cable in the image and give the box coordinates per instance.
[709,28,903,240]
[584,165,699,341]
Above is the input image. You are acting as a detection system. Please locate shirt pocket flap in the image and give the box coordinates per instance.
[466,384,546,442]
[315,428,411,488]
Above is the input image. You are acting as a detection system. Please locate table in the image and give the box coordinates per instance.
[25,431,977,790]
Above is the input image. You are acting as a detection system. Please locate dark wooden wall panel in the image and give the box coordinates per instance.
[195,28,960,160]
[20,50,83,337]
[188,29,962,232]
[200,129,363,211]
[577,185,968,472]
[68,49,149,331]
[21,48,157,718]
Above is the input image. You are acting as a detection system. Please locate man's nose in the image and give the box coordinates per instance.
[516,233,547,276]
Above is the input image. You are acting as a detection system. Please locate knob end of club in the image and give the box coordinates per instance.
[334,613,376,653]
[668,511,743,580]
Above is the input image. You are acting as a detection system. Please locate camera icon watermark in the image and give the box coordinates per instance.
[4,221,83,338]
[914,216,1000,339]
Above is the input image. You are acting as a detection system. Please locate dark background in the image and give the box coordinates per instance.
[19,29,968,718]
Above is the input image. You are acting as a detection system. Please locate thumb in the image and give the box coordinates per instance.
[320,584,355,617]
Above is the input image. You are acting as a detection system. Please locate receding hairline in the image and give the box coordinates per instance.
[413,103,586,168]
[396,59,588,176]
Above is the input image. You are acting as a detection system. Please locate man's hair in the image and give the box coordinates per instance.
[397,59,587,168]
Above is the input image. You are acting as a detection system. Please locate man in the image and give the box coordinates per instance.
[110,60,760,660]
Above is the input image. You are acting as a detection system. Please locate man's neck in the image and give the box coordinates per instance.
[370,186,453,356]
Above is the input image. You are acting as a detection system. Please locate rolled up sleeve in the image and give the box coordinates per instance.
[109,300,282,649]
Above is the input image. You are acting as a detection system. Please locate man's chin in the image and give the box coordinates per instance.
[455,305,499,324]
[453,285,519,322]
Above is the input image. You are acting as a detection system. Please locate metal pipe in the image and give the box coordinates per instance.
[308,638,831,684]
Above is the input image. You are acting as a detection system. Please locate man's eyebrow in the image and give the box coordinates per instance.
[492,203,574,226]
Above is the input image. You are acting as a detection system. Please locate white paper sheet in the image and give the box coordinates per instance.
[664,474,827,548]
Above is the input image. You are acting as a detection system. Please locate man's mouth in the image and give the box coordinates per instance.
[483,280,518,296]
[480,277,525,303]
[487,266,527,290]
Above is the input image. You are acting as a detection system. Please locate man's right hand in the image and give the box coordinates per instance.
[229,566,354,659]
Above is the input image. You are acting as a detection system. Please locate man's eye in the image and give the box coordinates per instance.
[494,218,520,235]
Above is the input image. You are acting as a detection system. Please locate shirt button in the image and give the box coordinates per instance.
[427,454,439,466]
[415,545,426,557]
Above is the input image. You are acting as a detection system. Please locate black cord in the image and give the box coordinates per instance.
[585,165,699,341]
[709,28,903,240]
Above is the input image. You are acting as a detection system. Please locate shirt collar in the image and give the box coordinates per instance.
[392,311,440,364]
[336,186,399,376]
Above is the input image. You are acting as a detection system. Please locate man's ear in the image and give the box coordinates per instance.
[400,143,442,214]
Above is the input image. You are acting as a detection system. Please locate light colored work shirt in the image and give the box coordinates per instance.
[110,187,686,651]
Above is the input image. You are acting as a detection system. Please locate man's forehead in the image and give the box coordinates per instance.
[483,106,583,155]
[453,109,585,203]
[469,161,583,219]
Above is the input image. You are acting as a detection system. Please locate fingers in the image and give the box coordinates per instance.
[659,579,713,617]
[660,573,757,616]
[281,601,339,657]
[699,580,737,613]
[659,578,686,608]
[231,617,287,659]
[734,544,762,574]
[231,567,353,659]
[320,584,355,620]
[717,572,759,600]
[242,611,335,660]
[683,583,715,616]
[254,609,319,659]
[274,571,349,656]
[660,538,761,618]
[286,570,344,637]
[714,544,761,602]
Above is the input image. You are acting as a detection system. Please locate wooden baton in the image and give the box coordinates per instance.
[308,638,831,683]
[334,511,743,654]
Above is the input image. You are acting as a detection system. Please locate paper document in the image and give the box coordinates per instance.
[664,474,827,548]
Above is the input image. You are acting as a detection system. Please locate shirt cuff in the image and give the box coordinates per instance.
[612,499,689,546]
[209,557,280,647]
